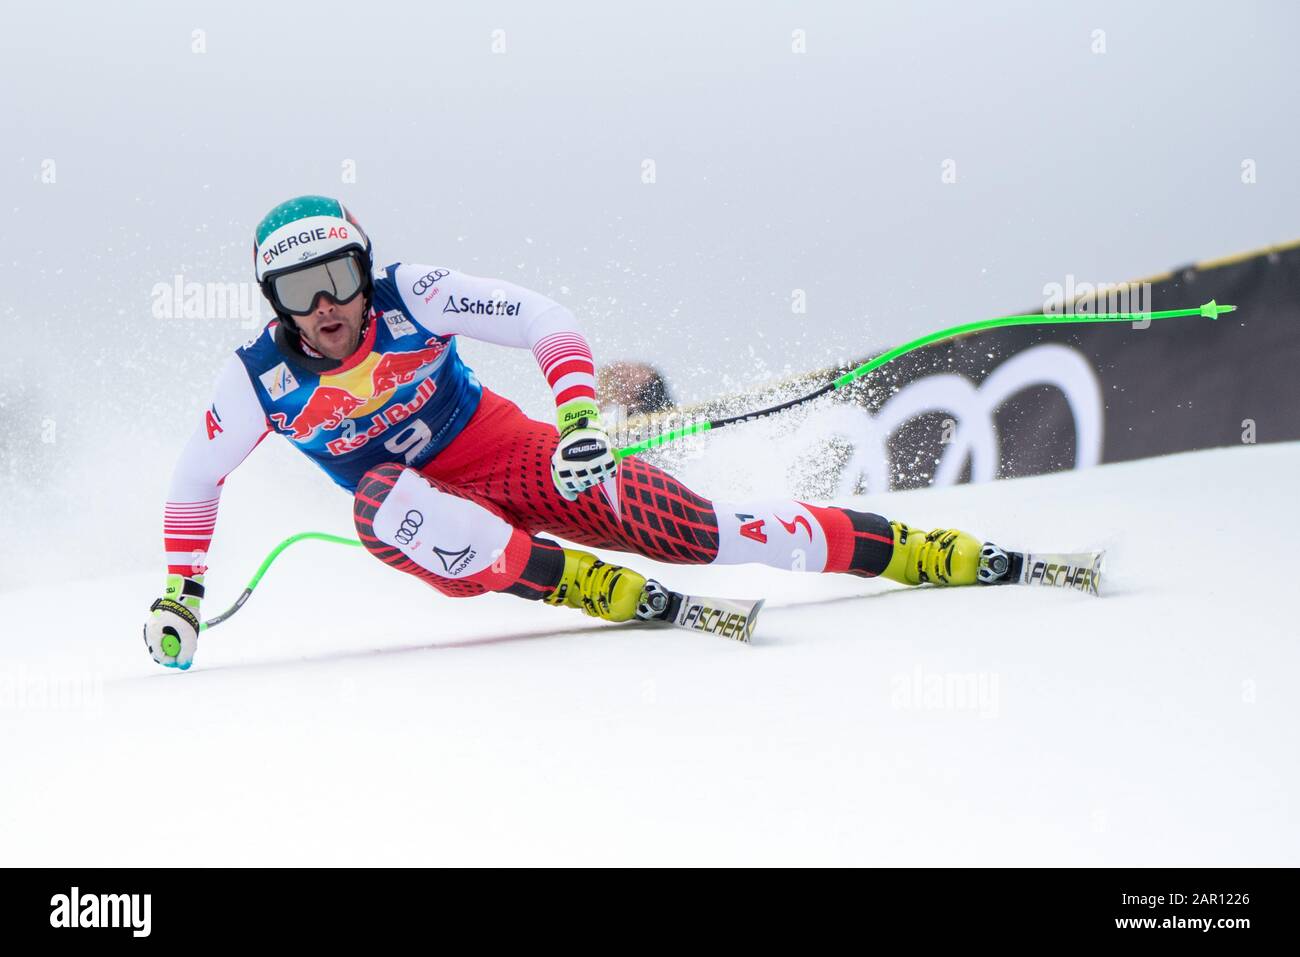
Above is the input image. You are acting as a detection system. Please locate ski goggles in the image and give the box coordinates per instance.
[265,252,366,316]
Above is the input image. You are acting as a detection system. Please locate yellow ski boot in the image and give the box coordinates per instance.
[882,522,988,587]
[544,548,649,621]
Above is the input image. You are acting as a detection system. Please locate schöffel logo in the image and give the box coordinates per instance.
[411,269,449,295]
[50,887,151,937]
[442,295,520,316]
[394,509,424,545]
[433,544,476,576]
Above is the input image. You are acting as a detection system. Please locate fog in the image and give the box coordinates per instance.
[2,0,1297,587]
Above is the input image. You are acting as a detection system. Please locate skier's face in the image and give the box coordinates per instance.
[295,291,367,360]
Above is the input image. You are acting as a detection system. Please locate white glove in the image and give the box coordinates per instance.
[551,399,618,501]
[142,574,203,670]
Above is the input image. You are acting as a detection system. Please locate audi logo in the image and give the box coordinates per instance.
[394,508,424,545]
[790,344,1103,494]
[412,269,449,295]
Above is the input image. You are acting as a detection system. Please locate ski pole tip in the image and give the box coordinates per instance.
[1199,300,1236,319]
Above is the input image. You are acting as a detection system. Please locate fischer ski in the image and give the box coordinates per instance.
[637,581,764,642]
[978,545,1104,596]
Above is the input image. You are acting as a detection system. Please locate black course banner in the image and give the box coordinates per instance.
[819,240,1300,490]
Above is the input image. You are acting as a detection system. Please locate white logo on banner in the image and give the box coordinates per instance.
[806,344,1104,495]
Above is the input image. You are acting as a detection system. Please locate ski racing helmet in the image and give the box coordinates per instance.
[253,195,374,326]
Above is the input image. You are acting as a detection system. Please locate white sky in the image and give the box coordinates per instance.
[2,0,1297,582]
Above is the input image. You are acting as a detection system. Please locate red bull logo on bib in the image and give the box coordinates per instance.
[268,337,448,450]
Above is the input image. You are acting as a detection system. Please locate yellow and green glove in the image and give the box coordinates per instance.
[550,399,618,501]
[142,573,204,670]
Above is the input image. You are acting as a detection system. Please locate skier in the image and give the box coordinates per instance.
[143,196,1010,669]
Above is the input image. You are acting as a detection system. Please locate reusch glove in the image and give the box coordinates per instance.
[143,574,203,670]
[551,399,618,501]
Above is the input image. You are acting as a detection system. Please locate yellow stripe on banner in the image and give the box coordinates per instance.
[991,237,1300,328]
[1191,237,1300,273]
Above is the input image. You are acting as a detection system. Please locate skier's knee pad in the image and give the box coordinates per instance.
[354,463,514,581]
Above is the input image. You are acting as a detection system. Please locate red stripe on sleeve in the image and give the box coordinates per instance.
[546,357,596,387]
[555,383,598,406]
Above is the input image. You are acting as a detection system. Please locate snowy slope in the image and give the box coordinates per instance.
[1,442,1296,866]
